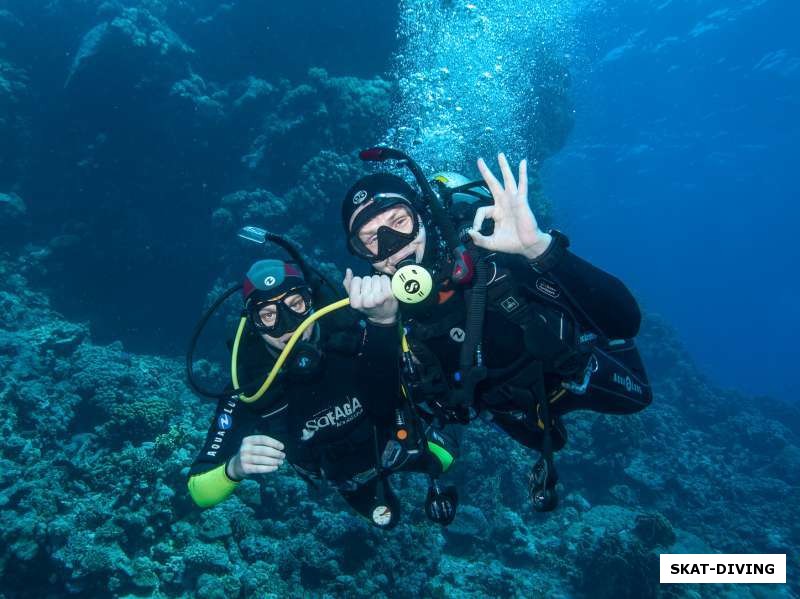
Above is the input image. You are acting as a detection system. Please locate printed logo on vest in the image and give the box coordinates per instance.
[301,396,364,440]
[535,278,560,299]
[500,296,520,312]
[612,372,643,395]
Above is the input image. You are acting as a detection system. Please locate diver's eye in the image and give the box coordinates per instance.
[393,214,412,233]
[357,227,379,254]
[259,307,277,326]
[285,294,307,313]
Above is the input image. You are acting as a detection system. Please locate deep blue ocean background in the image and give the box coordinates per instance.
[5,0,795,401]
[546,0,800,401]
[1,1,799,597]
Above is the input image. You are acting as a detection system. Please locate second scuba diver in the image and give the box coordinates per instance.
[341,149,653,512]
[186,234,459,528]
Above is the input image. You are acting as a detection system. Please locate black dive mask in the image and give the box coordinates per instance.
[347,194,420,263]
[247,286,313,338]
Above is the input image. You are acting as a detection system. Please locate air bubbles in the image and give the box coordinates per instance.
[390,0,580,172]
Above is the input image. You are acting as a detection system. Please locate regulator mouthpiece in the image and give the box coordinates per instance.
[391,262,433,304]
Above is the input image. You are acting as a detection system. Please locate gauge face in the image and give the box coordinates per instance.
[372,505,393,526]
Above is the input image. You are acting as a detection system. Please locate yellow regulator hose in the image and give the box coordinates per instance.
[231,298,351,403]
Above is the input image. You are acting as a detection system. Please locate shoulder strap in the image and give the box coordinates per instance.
[483,256,588,375]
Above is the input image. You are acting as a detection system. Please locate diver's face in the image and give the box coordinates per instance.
[258,292,313,350]
[350,203,427,275]
[257,293,307,328]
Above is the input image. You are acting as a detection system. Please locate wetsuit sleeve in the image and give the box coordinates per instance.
[356,321,402,424]
[549,250,641,338]
[358,321,400,374]
[516,247,642,339]
[186,395,259,508]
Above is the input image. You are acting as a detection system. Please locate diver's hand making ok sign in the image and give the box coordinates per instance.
[343,269,399,325]
[470,153,553,260]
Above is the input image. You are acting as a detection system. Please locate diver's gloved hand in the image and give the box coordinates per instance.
[226,435,286,481]
[425,482,459,526]
[470,153,553,261]
[343,269,398,325]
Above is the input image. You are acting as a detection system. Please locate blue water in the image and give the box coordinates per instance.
[2,2,799,596]
[5,0,795,401]
[546,0,800,400]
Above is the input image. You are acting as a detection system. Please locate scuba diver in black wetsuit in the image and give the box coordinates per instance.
[185,232,459,528]
[341,148,652,512]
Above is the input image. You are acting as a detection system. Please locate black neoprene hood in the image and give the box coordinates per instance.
[341,173,419,234]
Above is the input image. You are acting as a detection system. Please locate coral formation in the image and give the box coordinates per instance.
[0,2,797,597]
[1,247,798,596]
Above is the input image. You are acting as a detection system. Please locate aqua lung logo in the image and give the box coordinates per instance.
[264,276,276,287]
[449,327,466,343]
[301,396,363,440]
[579,332,598,344]
[353,190,368,204]
[612,372,643,395]
[535,278,560,299]
[206,399,237,457]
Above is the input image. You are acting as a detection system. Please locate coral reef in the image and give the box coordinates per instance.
[65,6,193,87]
[1,247,798,597]
[0,0,565,351]
[1,2,797,598]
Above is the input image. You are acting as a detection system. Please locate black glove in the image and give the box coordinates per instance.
[425,483,459,525]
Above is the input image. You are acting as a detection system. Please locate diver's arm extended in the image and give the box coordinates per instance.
[470,153,641,339]
[344,269,403,421]
[186,395,257,508]
[525,240,642,339]
[356,319,402,423]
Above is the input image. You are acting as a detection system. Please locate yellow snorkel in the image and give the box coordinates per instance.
[230,298,351,403]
